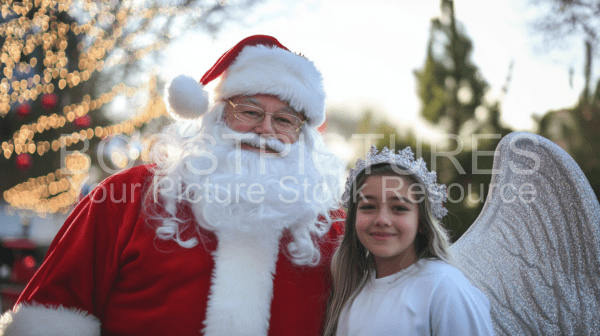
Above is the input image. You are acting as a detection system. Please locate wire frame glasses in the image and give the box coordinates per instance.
[227,99,305,133]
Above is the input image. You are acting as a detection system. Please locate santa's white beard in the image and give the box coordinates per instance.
[190,131,321,233]
[153,121,341,264]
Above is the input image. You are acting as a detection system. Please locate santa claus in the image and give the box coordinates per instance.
[0,35,345,336]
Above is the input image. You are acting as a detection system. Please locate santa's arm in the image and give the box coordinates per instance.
[0,170,139,335]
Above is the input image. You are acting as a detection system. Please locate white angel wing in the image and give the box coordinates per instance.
[450,132,600,335]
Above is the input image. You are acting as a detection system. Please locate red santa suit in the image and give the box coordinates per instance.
[2,164,344,335]
[0,34,344,336]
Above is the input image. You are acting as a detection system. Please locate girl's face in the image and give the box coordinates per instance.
[355,175,421,278]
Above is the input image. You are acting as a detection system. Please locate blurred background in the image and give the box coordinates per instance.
[0,0,599,293]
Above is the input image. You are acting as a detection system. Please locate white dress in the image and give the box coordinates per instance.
[336,259,494,336]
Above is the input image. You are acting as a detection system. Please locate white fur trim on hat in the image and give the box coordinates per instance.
[214,45,326,127]
[0,303,101,336]
[165,75,210,120]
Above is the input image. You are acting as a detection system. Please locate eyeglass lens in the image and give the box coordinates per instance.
[232,103,302,132]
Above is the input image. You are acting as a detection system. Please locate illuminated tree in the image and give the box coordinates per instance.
[0,0,268,219]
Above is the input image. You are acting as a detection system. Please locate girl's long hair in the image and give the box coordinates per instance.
[323,163,453,336]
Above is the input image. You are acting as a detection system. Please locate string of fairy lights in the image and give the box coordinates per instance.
[3,95,167,216]
[0,0,211,216]
[2,79,153,160]
[4,153,90,215]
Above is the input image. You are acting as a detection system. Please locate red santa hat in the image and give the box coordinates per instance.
[165,35,326,127]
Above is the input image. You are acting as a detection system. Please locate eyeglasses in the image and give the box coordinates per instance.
[227,99,305,133]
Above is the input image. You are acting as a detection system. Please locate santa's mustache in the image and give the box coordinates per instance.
[219,127,294,153]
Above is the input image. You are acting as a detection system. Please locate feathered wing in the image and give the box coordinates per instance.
[450,132,600,336]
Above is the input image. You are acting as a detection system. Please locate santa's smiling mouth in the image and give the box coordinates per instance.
[240,142,278,154]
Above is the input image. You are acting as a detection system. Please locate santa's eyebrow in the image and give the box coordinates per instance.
[244,97,263,108]
[280,105,297,113]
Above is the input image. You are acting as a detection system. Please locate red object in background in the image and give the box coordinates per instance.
[16,103,31,119]
[23,256,36,269]
[317,120,327,133]
[1,239,36,250]
[0,238,42,312]
[41,93,58,110]
[11,255,37,284]
[15,153,32,172]
[5,239,38,285]
[74,114,92,128]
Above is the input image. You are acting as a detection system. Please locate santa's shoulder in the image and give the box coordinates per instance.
[99,164,154,186]
[81,164,154,208]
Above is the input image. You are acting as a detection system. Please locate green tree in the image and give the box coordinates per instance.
[414,0,488,135]
[529,0,600,200]
[536,86,600,199]
[412,0,513,240]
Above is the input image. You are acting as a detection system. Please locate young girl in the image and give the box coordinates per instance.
[324,146,494,335]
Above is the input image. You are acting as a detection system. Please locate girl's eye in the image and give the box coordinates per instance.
[358,204,375,211]
[392,205,408,212]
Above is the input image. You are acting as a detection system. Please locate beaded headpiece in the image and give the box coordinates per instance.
[342,145,449,219]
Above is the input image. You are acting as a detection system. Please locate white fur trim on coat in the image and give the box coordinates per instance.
[203,229,283,336]
[0,303,101,336]
[214,45,326,127]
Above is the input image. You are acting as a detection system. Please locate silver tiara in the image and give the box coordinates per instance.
[342,145,449,219]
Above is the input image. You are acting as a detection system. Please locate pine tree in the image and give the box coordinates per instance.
[530,0,600,200]
[413,0,512,240]
[414,0,488,136]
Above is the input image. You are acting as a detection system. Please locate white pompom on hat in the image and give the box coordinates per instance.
[165,75,209,120]
[165,35,326,127]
